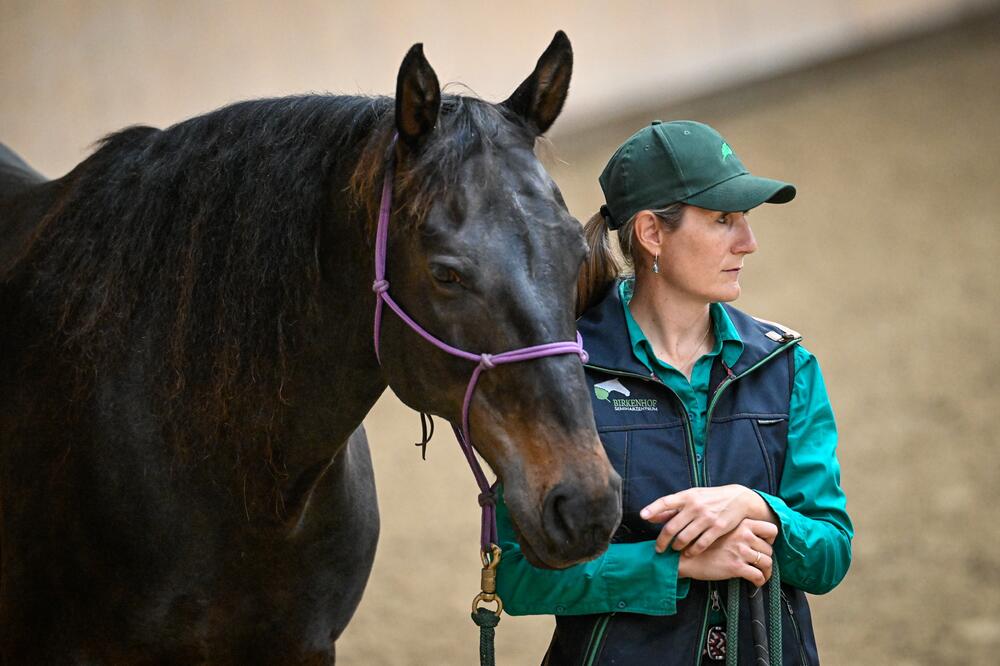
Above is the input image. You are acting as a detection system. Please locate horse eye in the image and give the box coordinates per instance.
[429,264,463,285]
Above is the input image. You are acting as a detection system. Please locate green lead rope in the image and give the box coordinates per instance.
[471,607,500,666]
[725,562,783,666]
[726,579,741,666]
[769,563,782,665]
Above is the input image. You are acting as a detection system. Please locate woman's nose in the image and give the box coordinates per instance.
[734,217,758,255]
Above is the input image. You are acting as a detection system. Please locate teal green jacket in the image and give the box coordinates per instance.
[496,280,853,617]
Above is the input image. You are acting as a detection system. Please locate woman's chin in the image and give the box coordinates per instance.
[713,283,742,302]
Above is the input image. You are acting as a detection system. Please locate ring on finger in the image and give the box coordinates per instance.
[753,550,762,566]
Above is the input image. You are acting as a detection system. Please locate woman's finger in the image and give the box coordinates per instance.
[738,564,767,587]
[641,507,679,524]
[752,552,773,578]
[685,509,746,556]
[744,519,779,544]
[659,509,696,543]
[640,493,684,520]
[654,511,695,553]
[682,523,726,557]
[740,543,773,581]
[668,515,712,552]
[748,534,773,557]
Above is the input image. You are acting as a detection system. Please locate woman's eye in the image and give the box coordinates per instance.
[717,214,729,224]
[430,264,462,285]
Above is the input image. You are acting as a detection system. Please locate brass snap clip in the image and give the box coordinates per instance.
[471,543,504,617]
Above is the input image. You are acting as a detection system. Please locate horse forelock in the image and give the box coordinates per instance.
[349,94,533,238]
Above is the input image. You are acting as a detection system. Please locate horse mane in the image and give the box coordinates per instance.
[5,92,523,516]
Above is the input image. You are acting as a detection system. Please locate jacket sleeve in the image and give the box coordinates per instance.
[495,486,690,616]
[754,345,854,595]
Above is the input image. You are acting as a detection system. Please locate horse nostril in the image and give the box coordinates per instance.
[542,479,622,559]
[542,484,576,545]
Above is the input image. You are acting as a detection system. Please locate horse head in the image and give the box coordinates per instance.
[370,33,622,569]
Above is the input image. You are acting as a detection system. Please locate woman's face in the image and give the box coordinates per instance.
[651,205,758,303]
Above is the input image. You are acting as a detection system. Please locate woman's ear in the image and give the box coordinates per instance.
[632,211,664,261]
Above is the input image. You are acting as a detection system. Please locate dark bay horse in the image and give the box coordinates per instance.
[0,33,621,664]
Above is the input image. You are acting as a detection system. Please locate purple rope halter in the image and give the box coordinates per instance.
[372,136,589,551]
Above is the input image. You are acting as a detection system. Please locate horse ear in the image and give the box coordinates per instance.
[395,44,441,148]
[502,31,573,135]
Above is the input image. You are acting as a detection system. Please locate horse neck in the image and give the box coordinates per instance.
[285,188,388,459]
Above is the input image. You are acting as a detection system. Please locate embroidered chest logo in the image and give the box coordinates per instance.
[594,378,658,412]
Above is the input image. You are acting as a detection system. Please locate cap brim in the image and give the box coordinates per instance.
[682,173,796,212]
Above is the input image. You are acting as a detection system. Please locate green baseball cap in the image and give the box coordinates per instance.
[598,120,796,230]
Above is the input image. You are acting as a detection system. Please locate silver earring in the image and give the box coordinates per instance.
[652,254,660,274]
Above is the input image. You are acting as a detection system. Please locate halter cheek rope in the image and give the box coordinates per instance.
[371,136,589,663]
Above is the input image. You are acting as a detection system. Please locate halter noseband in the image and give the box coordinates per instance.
[371,136,589,551]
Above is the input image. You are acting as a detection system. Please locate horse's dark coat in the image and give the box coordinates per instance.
[0,34,621,664]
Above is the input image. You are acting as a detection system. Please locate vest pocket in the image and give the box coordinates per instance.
[750,419,782,494]
[704,417,775,493]
[781,588,813,666]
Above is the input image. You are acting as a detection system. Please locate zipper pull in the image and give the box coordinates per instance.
[781,589,795,615]
[711,363,736,395]
[711,589,721,612]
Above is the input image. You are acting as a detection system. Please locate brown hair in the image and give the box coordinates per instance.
[575,204,685,315]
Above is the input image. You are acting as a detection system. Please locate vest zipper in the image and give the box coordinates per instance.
[582,613,613,666]
[696,584,722,663]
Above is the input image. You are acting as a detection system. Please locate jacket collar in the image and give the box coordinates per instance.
[577,282,651,378]
[719,302,801,375]
[577,280,800,377]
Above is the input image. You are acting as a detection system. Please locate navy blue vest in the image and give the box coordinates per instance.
[544,285,820,666]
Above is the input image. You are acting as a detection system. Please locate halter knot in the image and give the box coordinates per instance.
[477,490,497,507]
[579,349,590,364]
[372,279,390,294]
[479,353,496,369]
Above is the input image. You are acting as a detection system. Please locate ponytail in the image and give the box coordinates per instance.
[575,203,687,316]
[576,210,621,316]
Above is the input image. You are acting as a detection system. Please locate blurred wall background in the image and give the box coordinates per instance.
[3,0,996,174]
[3,1,999,663]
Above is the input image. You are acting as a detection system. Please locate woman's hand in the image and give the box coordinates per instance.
[676,519,777,587]
[640,485,776,555]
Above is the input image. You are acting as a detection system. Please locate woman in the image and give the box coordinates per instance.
[495,120,853,665]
